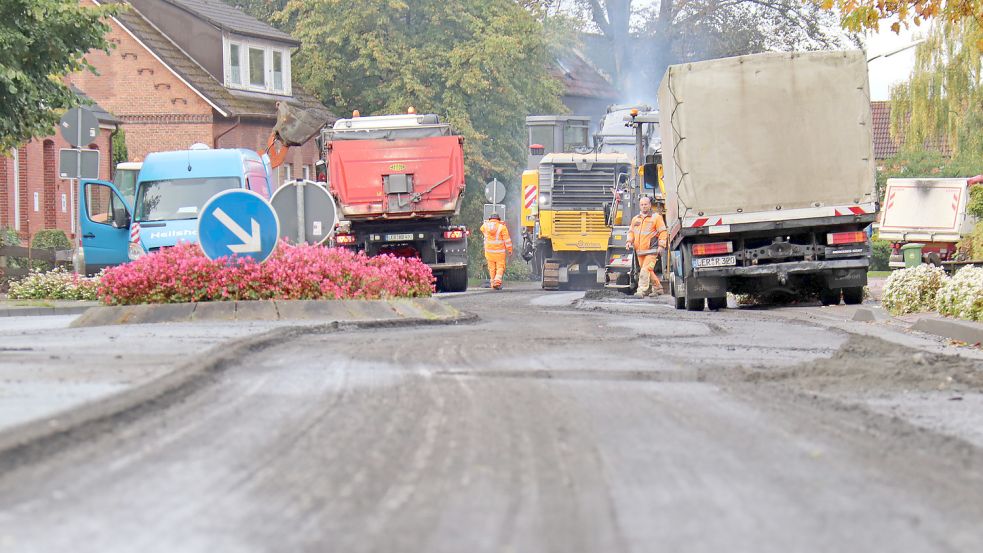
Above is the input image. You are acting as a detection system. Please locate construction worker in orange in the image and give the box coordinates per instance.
[480,213,513,290]
[626,196,668,297]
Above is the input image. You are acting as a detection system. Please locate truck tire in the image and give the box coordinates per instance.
[441,268,468,293]
[842,286,864,305]
[686,298,705,312]
[707,296,727,311]
[819,288,841,306]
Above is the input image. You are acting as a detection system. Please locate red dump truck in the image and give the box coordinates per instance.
[321,113,469,292]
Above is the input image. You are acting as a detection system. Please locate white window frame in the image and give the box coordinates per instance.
[302,165,310,181]
[224,35,292,96]
[284,164,293,182]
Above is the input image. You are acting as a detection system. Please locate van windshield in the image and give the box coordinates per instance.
[135,177,240,222]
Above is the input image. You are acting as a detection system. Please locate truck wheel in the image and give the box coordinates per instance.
[819,288,841,306]
[686,298,705,312]
[707,296,727,311]
[842,286,864,305]
[441,268,468,293]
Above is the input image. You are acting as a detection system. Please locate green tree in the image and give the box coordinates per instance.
[0,0,116,151]
[890,18,983,163]
[278,0,565,274]
[817,0,982,37]
[577,0,846,90]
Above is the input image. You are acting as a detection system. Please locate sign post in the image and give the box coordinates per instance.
[59,107,101,234]
[197,189,280,262]
[270,179,338,245]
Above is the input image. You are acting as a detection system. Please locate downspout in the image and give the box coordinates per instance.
[109,122,121,179]
[214,116,242,149]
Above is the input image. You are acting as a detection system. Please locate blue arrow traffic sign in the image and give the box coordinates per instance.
[197,189,280,262]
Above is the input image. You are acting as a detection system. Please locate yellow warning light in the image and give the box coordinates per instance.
[408,106,417,114]
[352,110,361,118]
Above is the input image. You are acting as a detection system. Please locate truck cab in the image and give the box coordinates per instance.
[75,146,272,274]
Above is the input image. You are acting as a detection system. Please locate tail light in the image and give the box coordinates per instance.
[443,229,466,240]
[692,242,733,256]
[335,234,356,245]
[827,232,866,245]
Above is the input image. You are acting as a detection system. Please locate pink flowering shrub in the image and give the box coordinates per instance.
[98,241,434,305]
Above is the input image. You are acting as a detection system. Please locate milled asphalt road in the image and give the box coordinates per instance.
[1,287,983,552]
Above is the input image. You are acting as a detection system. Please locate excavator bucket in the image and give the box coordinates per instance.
[272,101,328,147]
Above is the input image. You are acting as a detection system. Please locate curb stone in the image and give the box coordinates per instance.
[0,306,476,468]
[70,298,448,328]
[912,317,983,345]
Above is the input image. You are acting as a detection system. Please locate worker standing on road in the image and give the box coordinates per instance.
[480,213,512,290]
[626,196,668,297]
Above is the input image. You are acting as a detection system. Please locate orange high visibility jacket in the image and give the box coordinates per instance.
[628,212,668,252]
[480,220,513,255]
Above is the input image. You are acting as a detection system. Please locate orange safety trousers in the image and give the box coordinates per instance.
[637,253,661,292]
[486,252,507,288]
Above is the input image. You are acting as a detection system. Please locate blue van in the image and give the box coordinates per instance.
[76,147,273,274]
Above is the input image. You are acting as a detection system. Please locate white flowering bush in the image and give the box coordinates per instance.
[7,267,100,301]
[937,266,983,321]
[881,264,949,316]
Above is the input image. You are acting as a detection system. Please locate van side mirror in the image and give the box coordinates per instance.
[112,207,131,229]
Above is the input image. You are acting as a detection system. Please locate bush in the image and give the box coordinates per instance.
[98,241,435,305]
[870,238,892,271]
[0,227,19,248]
[31,229,71,251]
[881,264,949,315]
[936,266,983,321]
[7,267,100,301]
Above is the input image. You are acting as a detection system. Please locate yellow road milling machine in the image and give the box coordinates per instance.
[520,115,634,290]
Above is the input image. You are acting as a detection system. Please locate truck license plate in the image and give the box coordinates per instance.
[696,255,736,268]
[385,233,414,242]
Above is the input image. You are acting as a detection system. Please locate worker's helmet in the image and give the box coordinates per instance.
[488,213,501,220]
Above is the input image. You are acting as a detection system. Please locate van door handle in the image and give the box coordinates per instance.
[83,233,95,238]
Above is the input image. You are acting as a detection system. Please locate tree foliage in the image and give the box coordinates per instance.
[576,0,846,90]
[0,0,116,150]
[817,0,983,36]
[890,18,983,162]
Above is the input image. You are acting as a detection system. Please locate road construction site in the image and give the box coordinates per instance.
[0,286,982,552]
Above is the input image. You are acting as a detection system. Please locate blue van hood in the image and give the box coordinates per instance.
[139,219,199,250]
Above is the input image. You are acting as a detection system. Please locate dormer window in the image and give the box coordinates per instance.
[225,37,291,95]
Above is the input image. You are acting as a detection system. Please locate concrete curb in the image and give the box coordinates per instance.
[0,305,476,467]
[0,305,95,318]
[70,298,460,328]
[912,317,983,345]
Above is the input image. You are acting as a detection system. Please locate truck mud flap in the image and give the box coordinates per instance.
[685,276,726,300]
[824,267,867,288]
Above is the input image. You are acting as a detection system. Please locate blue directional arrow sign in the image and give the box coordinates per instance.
[197,189,280,262]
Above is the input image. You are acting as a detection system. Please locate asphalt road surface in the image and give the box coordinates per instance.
[2,286,983,552]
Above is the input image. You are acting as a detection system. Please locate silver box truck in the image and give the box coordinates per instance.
[658,50,878,310]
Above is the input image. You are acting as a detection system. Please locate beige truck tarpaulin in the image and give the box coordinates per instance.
[658,50,876,222]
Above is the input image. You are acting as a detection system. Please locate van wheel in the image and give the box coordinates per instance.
[686,298,705,311]
[671,275,685,309]
[819,287,841,306]
[842,286,864,305]
[707,296,727,311]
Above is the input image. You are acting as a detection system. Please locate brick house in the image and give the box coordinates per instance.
[0,91,119,241]
[1,0,332,243]
[73,0,332,173]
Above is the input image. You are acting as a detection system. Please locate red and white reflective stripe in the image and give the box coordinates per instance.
[886,191,896,210]
[952,191,960,212]
[524,184,538,209]
[833,206,868,216]
[129,222,141,244]
[689,217,723,228]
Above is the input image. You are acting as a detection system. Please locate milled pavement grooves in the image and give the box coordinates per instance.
[0,298,475,468]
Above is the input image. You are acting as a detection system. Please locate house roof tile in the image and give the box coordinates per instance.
[161,0,298,45]
[116,4,333,124]
[552,50,619,101]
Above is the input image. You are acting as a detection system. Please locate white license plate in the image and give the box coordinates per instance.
[385,233,414,241]
[696,255,737,268]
